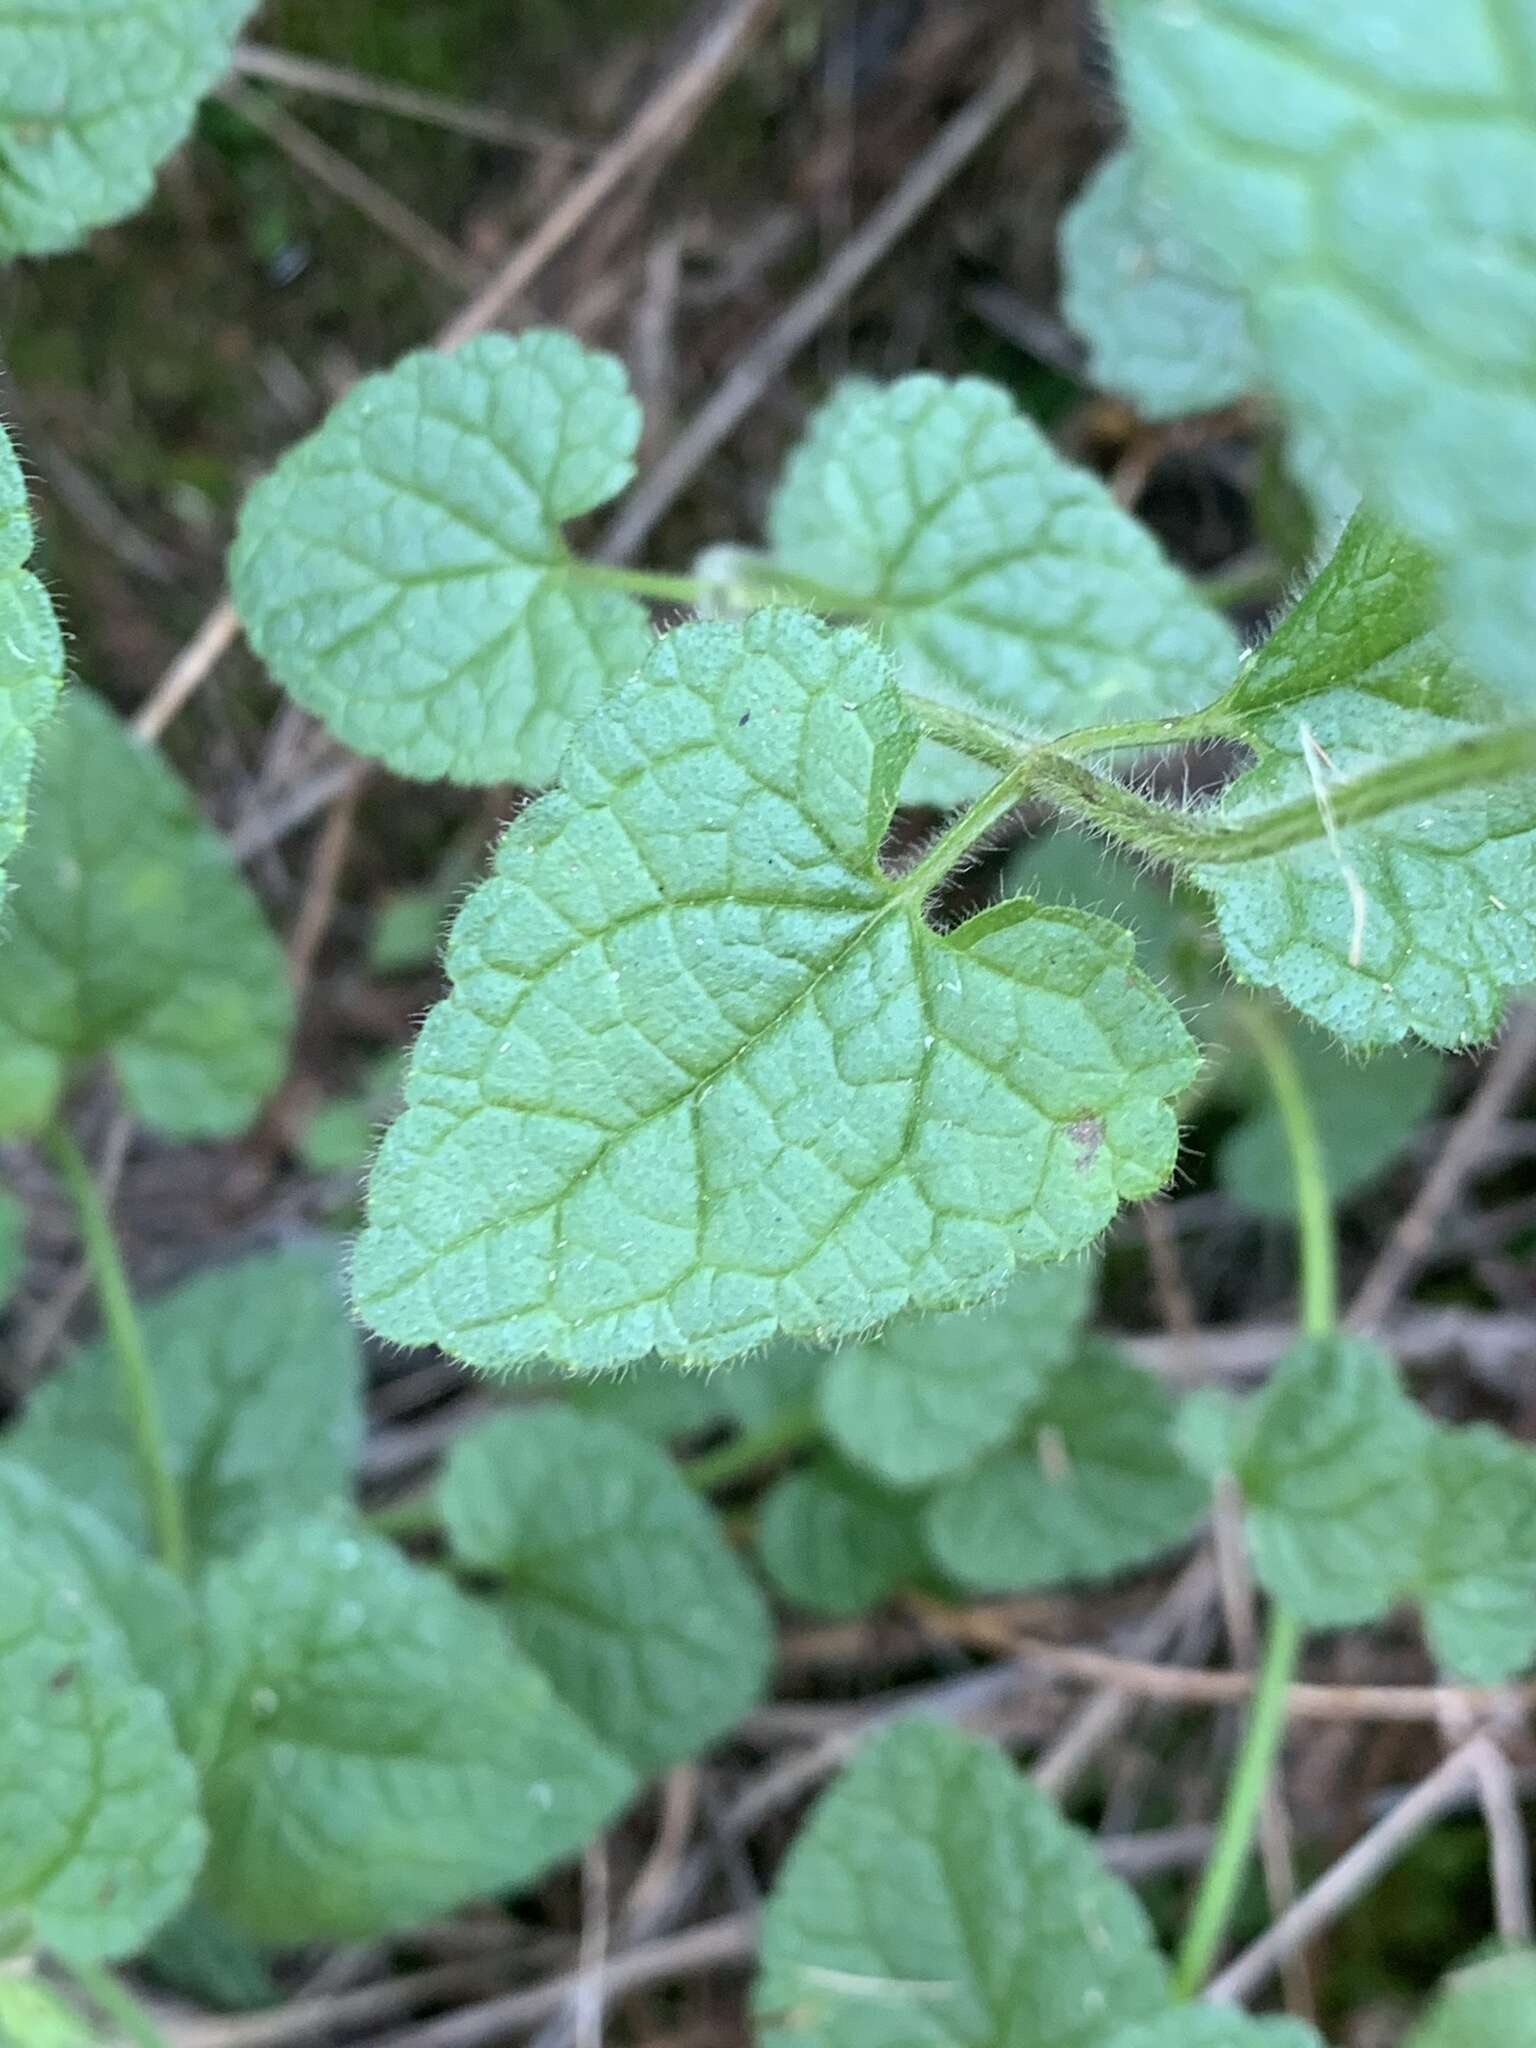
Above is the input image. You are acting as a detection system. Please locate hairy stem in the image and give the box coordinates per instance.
[44,1126,189,1579]
[1241,1005,1338,1339]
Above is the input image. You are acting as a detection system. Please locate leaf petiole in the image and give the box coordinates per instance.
[42,1126,189,1579]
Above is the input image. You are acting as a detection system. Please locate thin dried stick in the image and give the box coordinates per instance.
[572,1843,611,2048]
[220,85,485,292]
[1205,1736,1500,2005]
[1031,1556,1218,1799]
[169,1958,515,2048]
[439,0,783,350]
[142,0,782,736]
[1468,1737,1535,1943]
[286,770,366,998]
[1005,1634,1536,1724]
[366,1914,756,2048]
[1349,1006,1536,1328]
[599,34,1036,560]
[133,598,241,740]
[232,44,586,156]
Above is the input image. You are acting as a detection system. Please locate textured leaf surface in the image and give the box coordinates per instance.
[753,1719,1169,2046]
[184,1519,633,1943]
[0,1532,202,1962]
[1006,829,1200,1002]
[355,611,1197,1370]
[925,1341,1204,1592]
[765,377,1238,804]
[1185,1335,1429,1627]
[1060,147,1260,421]
[1405,1950,1536,2048]
[1106,0,1536,705]
[1217,1025,1442,1219]
[818,1259,1093,1488]
[438,1406,770,1773]
[231,331,650,785]
[0,1458,194,1691]
[0,691,292,1137]
[1193,516,1536,1047]
[1415,1426,1536,1683]
[13,1247,361,1562]
[755,1461,931,1617]
[0,0,254,259]
[0,422,64,892]
[1108,2018,1324,2048]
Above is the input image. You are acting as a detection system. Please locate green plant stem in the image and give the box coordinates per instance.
[43,1126,189,1579]
[567,560,711,607]
[680,1401,820,1493]
[1171,1605,1303,1997]
[570,556,1536,881]
[62,1956,175,2048]
[1239,1004,1338,1337]
[1174,998,1335,1994]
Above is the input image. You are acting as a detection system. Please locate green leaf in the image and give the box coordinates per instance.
[182,1518,634,1943]
[1405,1949,1536,2048]
[143,1900,280,2013]
[0,691,292,1138]
[355,610,1198,1371]
[925,1341,1204,1593]
[1193,516,1536,1048]
[0,1532,203,1963]
[1415,1426,1536,1684]
[1217,1023,1442,1219]
[0,0,255,259]
[230,331,651,786]
[0,1976,98,2048]
[755,1461,931,1617]
[1004,827,1215,1015]
[1059,147,1261,422]
[818,1259,1093,1488]
[12,1247,362,1563]
[0,422,64,893]
[438,1406,771,1773]
[1108,2018,1324,2048]
[764,376,1239,804]
[1185,1334,1430,1628]
[0,1458,194,1691]
[1104,0,1536,707]
[753,1718,1169,2046]
[0,1184,21,1313]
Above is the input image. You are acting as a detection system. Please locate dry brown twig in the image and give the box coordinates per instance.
[218,84,488,293]
[135,0,785,742]
[1205,1734,1513,2006]
[1350,1004,1536,1328]
[598,32,1038,561]
[232,44,588,157]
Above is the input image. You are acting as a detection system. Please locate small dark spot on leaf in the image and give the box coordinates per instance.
[49,1663,78,1691]
[1067,1116,1104,1172]
[738,710,751,726]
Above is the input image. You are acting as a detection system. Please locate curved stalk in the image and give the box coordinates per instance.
[44,1126,189,1578]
